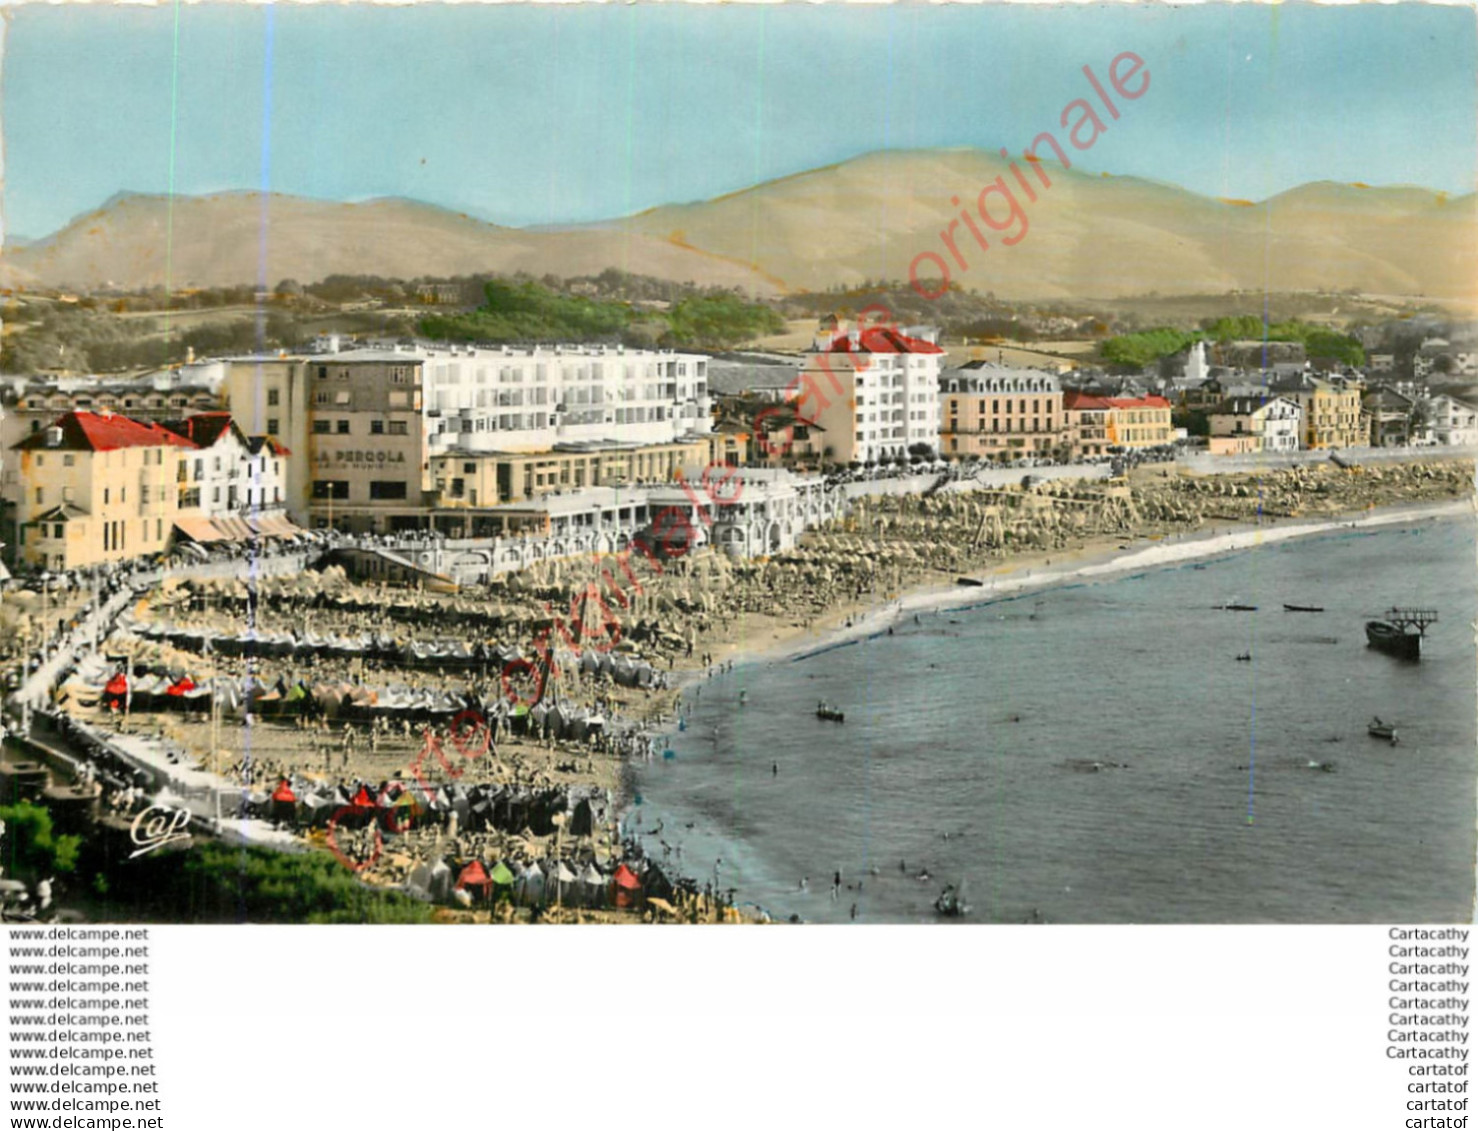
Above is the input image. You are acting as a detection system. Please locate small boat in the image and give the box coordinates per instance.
[1283,604,1325,613]
[816,703,845,723]
[1366,609,1436,661]
[1365,621,1422,660]
[1368,717,1398,744]
[1235,653,1251,662]
[955,577,985,587]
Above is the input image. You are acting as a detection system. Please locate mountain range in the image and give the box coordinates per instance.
[3,149,1473,306]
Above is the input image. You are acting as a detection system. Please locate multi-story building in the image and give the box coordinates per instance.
[793,327,943,465]
[1105,395,1174,448]
[221,341,713,533]
[1362,388,1416,448]
[1269,375,1364,449]
[9,411,199,571]
[939,364,1068,462]
[1207,397,1302,455]
[1426,395,1478,447]
[1062,392,1111,458]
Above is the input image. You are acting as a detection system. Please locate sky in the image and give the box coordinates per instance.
[3,2,1475,240]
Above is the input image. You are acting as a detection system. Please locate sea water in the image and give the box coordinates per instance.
[630,514,1478,923]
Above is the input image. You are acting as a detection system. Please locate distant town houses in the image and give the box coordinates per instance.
[1207,396,1302,456]
[1266,373,1364,450]
[4,314,1478,577]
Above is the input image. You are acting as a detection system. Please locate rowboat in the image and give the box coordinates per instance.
[1283,604,1325,613]
[1368,717,1398,743]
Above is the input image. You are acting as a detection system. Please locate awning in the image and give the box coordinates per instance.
[173,516,226,543]
[216,516,254,541]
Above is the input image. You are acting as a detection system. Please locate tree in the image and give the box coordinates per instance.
[0,801,82,879]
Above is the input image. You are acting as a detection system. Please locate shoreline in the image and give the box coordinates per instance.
[663,495,1473,687]
[612,494,1473,862]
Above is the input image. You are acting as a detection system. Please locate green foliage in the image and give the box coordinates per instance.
[661,294,785,348]
[420,278,785,349]
[0,800,82,878]
[1100,328,1202,369]
[421,279,632,343]
[146,845,437,922]
[108,840,434,924]
[1197,316,1366,365]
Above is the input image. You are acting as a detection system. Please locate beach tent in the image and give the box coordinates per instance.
[611,863,643,910]
[489,861,516,903]
[568,797,600,838]
[516,861,546,907]
[580,863,606,908]
[548,861,577,906]
[455,860,495,902]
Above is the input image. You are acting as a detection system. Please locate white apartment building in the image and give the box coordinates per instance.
[1427,395,1478,447]
[415,344,711,455]
[795,327,944,464]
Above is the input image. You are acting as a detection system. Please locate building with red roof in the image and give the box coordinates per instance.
[7,407,295,571]
[9,410,200,571]
[794,322,945,465]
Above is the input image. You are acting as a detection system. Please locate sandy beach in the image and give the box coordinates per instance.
[47,455,1477,920]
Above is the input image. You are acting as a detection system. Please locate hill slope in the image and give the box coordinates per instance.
[4,150,1473,305]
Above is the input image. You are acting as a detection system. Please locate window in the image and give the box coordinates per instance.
[312,480,349,500]
[315,392,331,405]
[389,392,408,408]
[387,421,408,436]
[213,487,221,503]
[313,421,331,434]
[317,366,329,380]
[463,462,475,474]
[35,455,43,468]
[370,421,385,435]
[267,419,279,435]
[336,420,350,434]
[369,481,408,501]
[335,391,351,405]
[34,487,42,504]
[267,389,280,406]
[63,454,75,467]
[53,523,64,540]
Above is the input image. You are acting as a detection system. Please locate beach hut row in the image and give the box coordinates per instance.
[406,856,670,911]
[118,616,529,669]
[254,778,611,839]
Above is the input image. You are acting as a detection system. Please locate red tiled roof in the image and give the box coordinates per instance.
[821,327,944,356]
[1062,391,1113,411]
[1106,396,1172,410]
[14,411,200,454]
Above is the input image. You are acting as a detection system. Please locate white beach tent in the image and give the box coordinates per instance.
[580,863,606,908]
[516,861,545,907]
[548,861,577,906]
